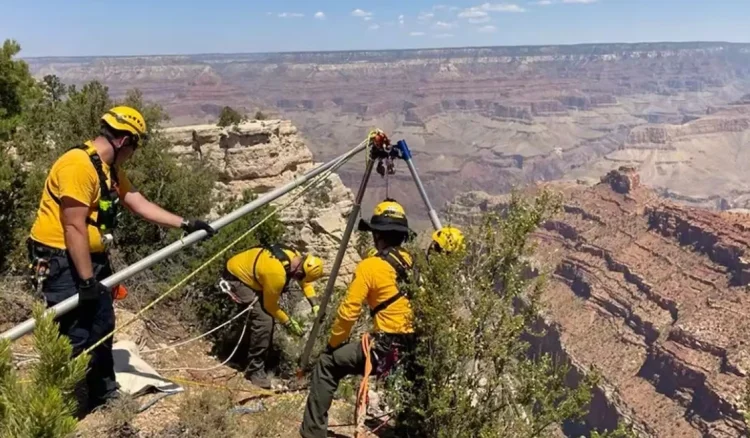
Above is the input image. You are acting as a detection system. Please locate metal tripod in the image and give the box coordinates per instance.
[298,135,443,372]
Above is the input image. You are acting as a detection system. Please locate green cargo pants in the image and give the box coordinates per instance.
[226,278,274,375]
[299,333,415,438]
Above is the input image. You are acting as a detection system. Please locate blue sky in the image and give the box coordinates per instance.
[2,0,749,57]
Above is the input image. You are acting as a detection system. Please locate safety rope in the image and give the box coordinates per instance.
[141,296,257,355]
[80,149,356,358]
[155,304,251,373]
[355,333,373,438]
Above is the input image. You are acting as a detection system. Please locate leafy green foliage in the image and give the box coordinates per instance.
[114,89,217,264]
[253,110,268,121]
[0,303,89,437]
[217,106,247,128]
[387,189,598,437]
[0,39,37,141]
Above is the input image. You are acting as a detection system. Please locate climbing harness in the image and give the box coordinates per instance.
[369,247,414,318]
[45,143,121,248]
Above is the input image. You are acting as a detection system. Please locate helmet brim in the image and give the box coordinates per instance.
[358,218,411,234]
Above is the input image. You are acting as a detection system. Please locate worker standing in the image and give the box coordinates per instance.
[299,199,417,438]
[27,106,216,414]
[221,244,324,389]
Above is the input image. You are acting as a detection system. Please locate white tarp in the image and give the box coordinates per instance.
[112,340,183,396]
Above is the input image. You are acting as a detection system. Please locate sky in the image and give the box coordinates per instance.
[2,0,749,58]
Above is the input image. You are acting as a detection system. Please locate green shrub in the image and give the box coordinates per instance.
[0,303,89,437]
[387,189,599,437]
[217,106,247,128]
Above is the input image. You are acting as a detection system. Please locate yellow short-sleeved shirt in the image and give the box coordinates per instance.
[29,142,132,253]
[226,247,317,324]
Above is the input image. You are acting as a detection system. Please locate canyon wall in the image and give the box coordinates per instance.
[448,169,750,437]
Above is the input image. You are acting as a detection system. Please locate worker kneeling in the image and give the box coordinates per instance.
[221,244,324,389]
[300,199,417,438]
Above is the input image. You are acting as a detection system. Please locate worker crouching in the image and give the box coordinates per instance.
[300,199,417,438]
[221,244,324,389]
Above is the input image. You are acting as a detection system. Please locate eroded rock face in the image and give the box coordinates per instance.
[447,171,750,437]
[164,120,360,286]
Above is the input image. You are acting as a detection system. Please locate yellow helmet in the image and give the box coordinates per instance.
[431,226,465,253]
[358,199,410,233]
[302,254,324,283]
[101,106,147,141]
[365,247,378,258]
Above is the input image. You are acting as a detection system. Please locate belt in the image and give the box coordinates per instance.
[27,238,67,258]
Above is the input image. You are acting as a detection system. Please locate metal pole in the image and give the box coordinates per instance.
[298,157,376,372]
[1,143,367,342]
[395,140,442,231]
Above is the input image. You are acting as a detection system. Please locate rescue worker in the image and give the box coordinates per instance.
[300,199,416,438]
[221,243,324,389]
[27,106,216,413]
[428,225,465,255]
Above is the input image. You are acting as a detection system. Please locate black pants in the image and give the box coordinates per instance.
[225,277,274,375]
[300,333,416,438]
[30,242,118,411]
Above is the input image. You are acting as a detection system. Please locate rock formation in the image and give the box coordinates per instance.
[447,171,750,437]
[164,120,361,286]
[28,42,750,221]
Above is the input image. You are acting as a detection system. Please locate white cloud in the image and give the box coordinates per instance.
[458,8,488,18]
[278,12,304,18]
[433,21,457,29]
[469,16,491,24]
[410,31,426,36]
[368,24,381,30]
[398,14,405,26]
[562,0,597,3]
[478,25,497,33]
[535,0,553,4]
[459,3,525,18]
[480,3,525,12]
[352,8,373,18]
[434,33,455,38]
[314,11,326,20]
[418,12,435,21]
[364,16,373,21]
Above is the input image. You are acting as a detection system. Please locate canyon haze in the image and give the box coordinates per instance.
[26,42,750,224]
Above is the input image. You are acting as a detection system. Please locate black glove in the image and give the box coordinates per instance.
[79,277,111,301]
[180,218,216,237]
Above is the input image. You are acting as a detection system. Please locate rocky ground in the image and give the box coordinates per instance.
[448,168,750,437]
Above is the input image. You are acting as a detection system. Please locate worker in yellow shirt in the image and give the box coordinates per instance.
[26,106,216,414]
[300,199,416,438]
[221,243,324,388]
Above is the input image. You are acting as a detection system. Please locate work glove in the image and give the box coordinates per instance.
[79,277,111,301]
[180,218,216,237]
[283,318,304,338]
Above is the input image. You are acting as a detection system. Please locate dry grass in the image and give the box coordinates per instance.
[172,388,240,438]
